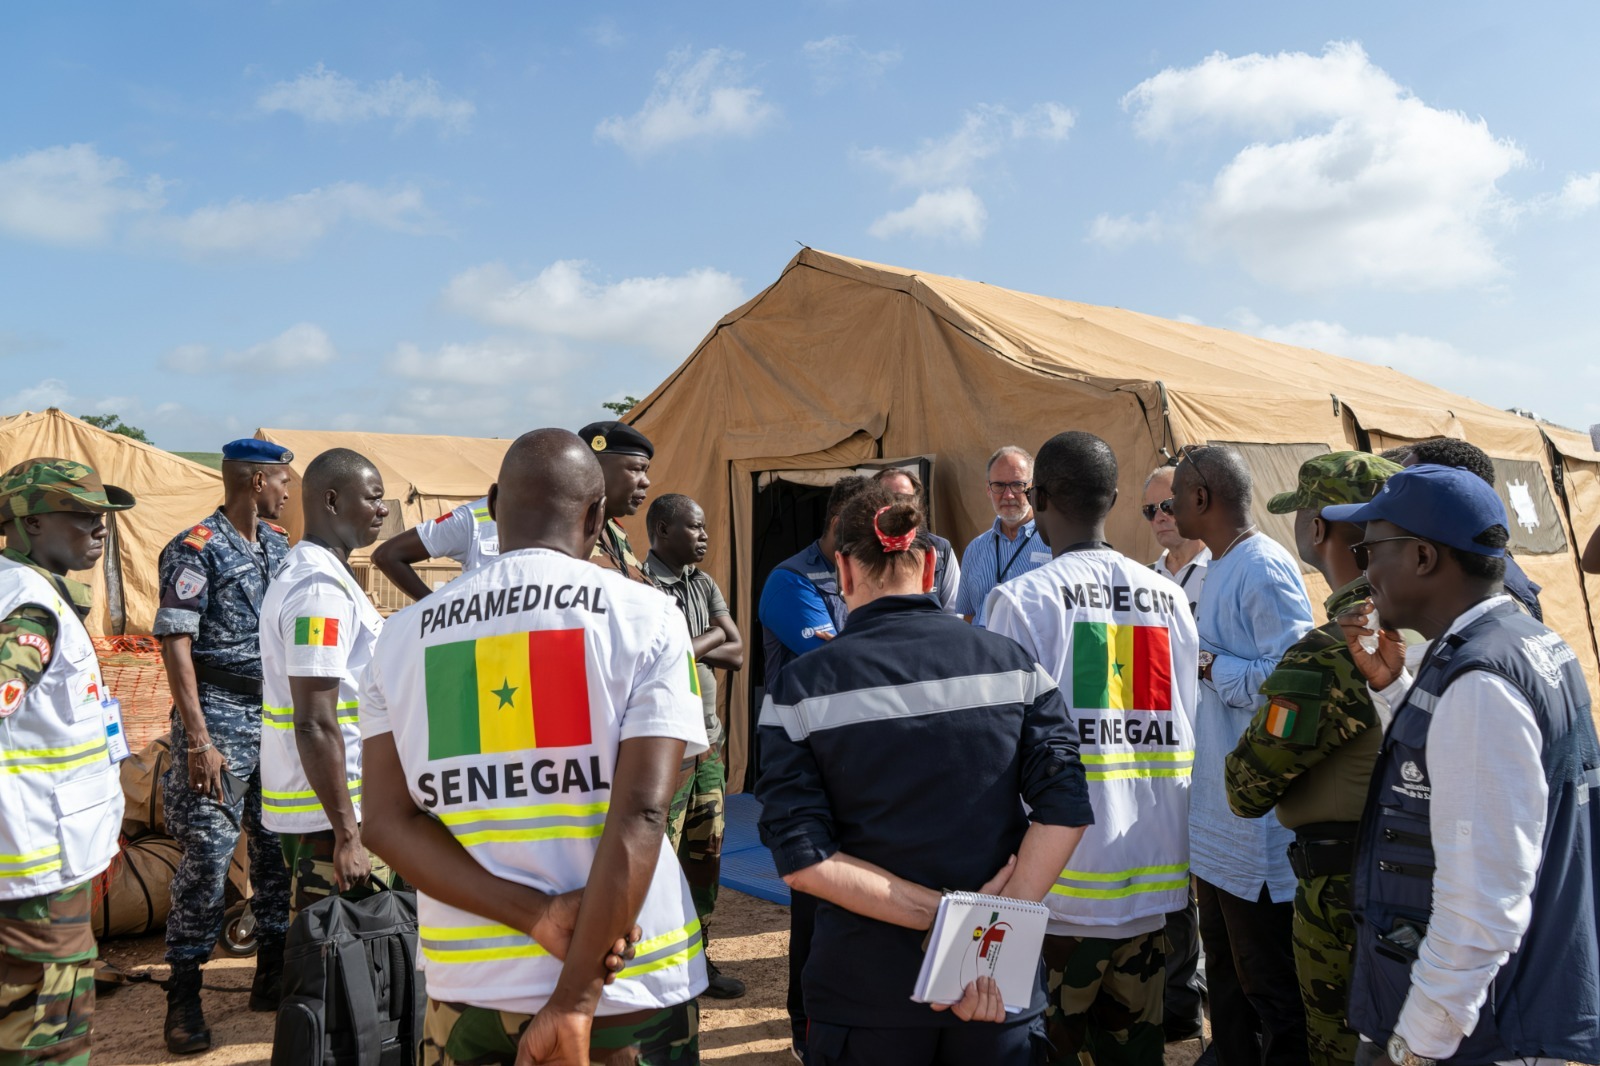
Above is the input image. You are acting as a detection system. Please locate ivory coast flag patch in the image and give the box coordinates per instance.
[425,629,591,759]
[294,617,340,646]
[1265,698,1299,738]
[1072,621,1172,711]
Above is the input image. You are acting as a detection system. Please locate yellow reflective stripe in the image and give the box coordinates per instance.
[418,923,552,964]
[1084,767,1193,781]
[452,824,604,846]
[471,508,490,521]
[0,843,63,876]
[263,702,359,731]
[1079,751,1194,764]
[1051,878,1190,899]
[261,779,363,812]
[1058,862,1188,883]
[422,943,545,963]
[0,743,111,775]
[419,923,523,941]
[630,918,701,957]
[0,736,106,761]
[435,801,609,825]
[616,940,704,980]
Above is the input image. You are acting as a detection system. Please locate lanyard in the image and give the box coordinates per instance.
[994,528,1037,584]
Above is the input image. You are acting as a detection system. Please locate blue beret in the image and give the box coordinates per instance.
[577,421,653,459]
[221,439,294,465]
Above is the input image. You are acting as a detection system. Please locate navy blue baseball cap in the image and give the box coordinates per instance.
[1321,463,1507,556]
[221,439,294,464]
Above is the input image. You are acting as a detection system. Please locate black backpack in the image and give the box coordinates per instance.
[271,884,426,1066]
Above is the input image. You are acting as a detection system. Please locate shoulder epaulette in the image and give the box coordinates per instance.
[264,522,287,535]
[182,525,214,551]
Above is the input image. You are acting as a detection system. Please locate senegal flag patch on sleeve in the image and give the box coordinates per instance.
[294,617,341,646]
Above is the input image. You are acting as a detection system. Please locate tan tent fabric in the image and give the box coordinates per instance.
[0,409,223,636]
[253,427,512,544]
[626,249,1600,791]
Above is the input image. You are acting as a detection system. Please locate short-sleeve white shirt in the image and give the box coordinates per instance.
[415,497,499,576]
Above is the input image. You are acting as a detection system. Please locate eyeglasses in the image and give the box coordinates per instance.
[1349,536,1422,570]
[1140,499,1176,521]
[987,480,1031,497]
[1177,444,1211,492]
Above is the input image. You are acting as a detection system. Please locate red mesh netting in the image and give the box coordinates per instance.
[94,636,173,752]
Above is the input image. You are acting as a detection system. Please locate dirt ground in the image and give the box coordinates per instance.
[92,888,1209,1065]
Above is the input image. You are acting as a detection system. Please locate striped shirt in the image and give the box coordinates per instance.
[954,517,1053,625]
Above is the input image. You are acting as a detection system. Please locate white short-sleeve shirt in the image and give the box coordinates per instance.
[415,497,498,576]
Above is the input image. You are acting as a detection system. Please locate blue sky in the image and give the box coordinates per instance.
[3,2,1596,451]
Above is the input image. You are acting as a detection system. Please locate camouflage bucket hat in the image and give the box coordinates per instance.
[0,457,136,522]
[1266,450,1404,515]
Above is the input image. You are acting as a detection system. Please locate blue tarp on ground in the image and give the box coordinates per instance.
[719,793,789,905]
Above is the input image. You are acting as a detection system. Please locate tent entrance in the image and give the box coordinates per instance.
[742,455,934,790]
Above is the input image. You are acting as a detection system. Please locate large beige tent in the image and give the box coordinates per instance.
[0,408,224,635]
[253,427,512,609]
[625,249,1600,790]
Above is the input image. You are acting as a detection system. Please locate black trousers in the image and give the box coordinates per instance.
[1195,877,1308,1066]
[789,890,817,1047]
[808,1014,1048,1066]
[1163,888,1205,1035]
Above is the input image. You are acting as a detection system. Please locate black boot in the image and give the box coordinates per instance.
[164,961,212,1054]
[249,934,286,1012]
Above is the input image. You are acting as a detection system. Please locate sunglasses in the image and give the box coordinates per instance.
[1140,498,1176,521]
[1349,535,1422,570]
[1176,444,1211,492]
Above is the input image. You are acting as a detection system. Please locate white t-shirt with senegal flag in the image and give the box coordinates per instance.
[415,496,498,575]
[985,547,1199,939]
[259,541,383,834]
[359,546,709,1015]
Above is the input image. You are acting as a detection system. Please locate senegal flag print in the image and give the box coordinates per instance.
[425,629,592,759]
[1072,621,1173,711]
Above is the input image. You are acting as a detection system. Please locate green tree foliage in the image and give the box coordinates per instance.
[80,413,152,444]
[601,396,642,417]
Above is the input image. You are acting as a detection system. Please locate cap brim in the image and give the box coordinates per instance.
[101,484,136,511]
[1320,501,1374,523]
[596,447,652,459]
[1265,490,1302,515]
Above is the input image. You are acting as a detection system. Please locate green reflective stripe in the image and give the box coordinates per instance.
[0,735,110,774]
[1079,750,1194,764]
[419,923,550,964]
[263,702,358,732]
[617,919,703,980]
[1084,767,1193,781]
[0,843,63,877]
[1052,862,1189,899]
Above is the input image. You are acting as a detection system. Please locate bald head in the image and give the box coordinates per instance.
[304,448,378,499]
[490,429,607,557]
[302,448,386,554]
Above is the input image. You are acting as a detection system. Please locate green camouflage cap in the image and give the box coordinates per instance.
[0,457,136,522]
[1266,450,1404,515]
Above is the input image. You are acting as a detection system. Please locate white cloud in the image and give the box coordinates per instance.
[141,183,431,257]
[389,337,567,387]
[257,64,474,132]
[1552,172,1600,216]
[443,260,744,356]
[162,324,337,373]
[1120,42,1527,290]
[802,36,901,92]
[1,378,74,412]
[859,103,1074,188]
[868,187,987,243]
[1229,311,1498,383]
[595,48,777,154]
[1087,212,1164,249]
[0,144,164,245]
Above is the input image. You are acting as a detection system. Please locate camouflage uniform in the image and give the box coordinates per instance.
[665,734,723,924]
[0,459,135,1064]
[278,831,399,920]
[1041,929,1166,1066]
[1224,450,1403,1066]
[155,508,293,965]
[591,520,651,586]
[419,999,697,1065]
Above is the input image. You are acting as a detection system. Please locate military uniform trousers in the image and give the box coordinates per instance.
[665,745,724,925]
[279,831,399,920]
[1293,872,1357,1066]
[419,999,698,1065]
[0,883,95,1065]
[163,696,291,964]
[1041,928,1166,1066]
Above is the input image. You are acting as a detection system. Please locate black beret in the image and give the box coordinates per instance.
[577,421,653,460]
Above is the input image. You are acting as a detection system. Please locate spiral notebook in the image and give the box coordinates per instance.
[910,892,1050,1012]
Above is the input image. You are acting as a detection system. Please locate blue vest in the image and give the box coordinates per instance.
[1349,601,1600,1064]
[760,544,848,687]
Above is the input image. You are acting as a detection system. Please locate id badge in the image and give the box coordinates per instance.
[102,697,132,763]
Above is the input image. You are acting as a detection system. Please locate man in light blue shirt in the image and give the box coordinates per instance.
[954,446,1053,625]
[1171,444,1315,1066]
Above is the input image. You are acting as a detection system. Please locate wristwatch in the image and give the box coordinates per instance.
[1197,650,1214,681]
[1387,1033,1437,1066]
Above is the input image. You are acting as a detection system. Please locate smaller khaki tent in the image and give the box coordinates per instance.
[0,409,224,636]
[625,249,1600,792]
[253,428,512,610]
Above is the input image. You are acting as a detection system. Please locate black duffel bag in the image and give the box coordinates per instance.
[272,881,425,1066]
